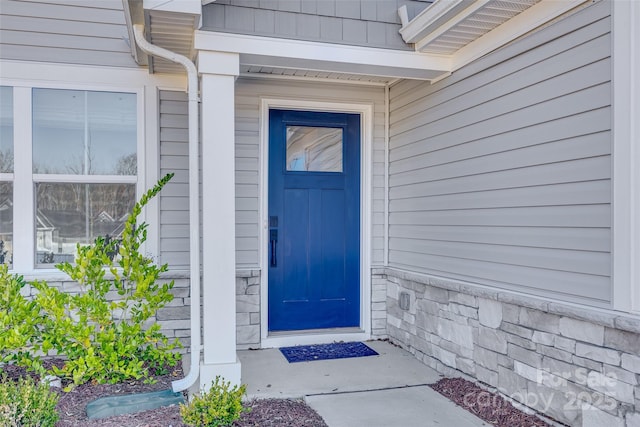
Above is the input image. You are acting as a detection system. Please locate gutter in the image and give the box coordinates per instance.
[132,24,201,393]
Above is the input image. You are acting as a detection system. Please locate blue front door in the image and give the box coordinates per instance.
[268,109,360,331]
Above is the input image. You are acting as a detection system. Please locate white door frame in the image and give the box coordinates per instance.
[259,98,373,348]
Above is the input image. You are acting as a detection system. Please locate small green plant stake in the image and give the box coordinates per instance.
[180,376,247,427]
[31,173,181,388]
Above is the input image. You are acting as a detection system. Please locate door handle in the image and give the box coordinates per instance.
[270,229,278,267]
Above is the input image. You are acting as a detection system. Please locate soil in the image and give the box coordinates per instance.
[431,377,552,427]
[1,360,327,427]
[4,361,553,427]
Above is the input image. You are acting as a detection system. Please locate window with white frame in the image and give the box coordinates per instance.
[3,86,139,268]
[0,86,13,266]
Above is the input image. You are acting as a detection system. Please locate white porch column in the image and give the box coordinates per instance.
[198,51,241,388]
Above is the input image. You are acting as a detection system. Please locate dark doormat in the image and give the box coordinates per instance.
[279,341,378,363]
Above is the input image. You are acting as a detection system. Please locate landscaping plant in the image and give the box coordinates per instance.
[180,376,247,427]
[30,173,181,389]
[0,264,46,376]
[0,374,59,427]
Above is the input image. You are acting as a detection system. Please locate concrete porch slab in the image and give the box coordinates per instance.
[238,340,441,399]
[238,340,488,427]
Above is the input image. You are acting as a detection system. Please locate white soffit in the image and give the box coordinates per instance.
[401,0,589,67]
[147,9,199,74]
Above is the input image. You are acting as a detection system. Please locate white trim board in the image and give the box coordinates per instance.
[259,98,373,349]
[195,31,450,82]
[612,0,640,314]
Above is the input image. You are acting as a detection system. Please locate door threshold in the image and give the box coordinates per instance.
[262,327,369,349]
[269,327,364,337]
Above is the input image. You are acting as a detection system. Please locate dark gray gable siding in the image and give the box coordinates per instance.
[387,1,612,307]
[202,0,432,50]
[0,0,137,68]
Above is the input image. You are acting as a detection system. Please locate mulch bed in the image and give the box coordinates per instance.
[431,377,551,427]
[1,360,327,427]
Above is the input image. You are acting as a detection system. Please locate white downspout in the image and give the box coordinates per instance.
[132,24,201,393]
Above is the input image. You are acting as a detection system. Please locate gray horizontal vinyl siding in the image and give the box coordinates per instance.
[159,90,190,270]
[0,0,137,67]
[388,1,612,307]
[235,78,386,268]
[202,0,431,50]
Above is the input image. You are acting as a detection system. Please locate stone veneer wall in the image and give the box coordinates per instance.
[20,273,192,354]
[236,270,261,349]
[385,268,640,427]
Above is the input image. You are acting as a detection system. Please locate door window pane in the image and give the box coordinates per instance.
[35,183,135,265]
[0,182,12,266]
[33,89,137,175]
[286,126,343,172]
[0,86,13,173]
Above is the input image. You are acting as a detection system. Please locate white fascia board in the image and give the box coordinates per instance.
[194,31,451,80]
[451,0,589,69]
[144,0,201,16]
[399,0,477,44]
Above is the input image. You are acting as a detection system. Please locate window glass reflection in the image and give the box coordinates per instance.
[35,183,135,265]
[286,126,343,172]
[33,89,137,175]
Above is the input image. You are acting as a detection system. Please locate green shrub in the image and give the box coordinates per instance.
[0,375,59,427]
[31,173,181,389]
[180,376,247,427]
[0,265,46,375]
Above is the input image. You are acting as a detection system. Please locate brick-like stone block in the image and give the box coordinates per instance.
[478,326,508,354]
[476,365,498,386]
[603,364,638,386]
[450,302,478,319]
[501,303,520,323]
[604,328,640,355]
[475,346,499,370]
[509,343,542,367]
[532,331,555,346]
[586,371,635,404]
[581,403,625,427]
[500,321,533,339]
[514,360,540,382]
[572,355,603,371]
[157,319,190,330]
[478,298,502,328]
[576,342,621,365]
[627,412,640,427]
[449,292,477,307]
[559,317,604,345]
[157,306,190,321]
[425,286,449,304]
[519,308,560,334]
[622,354,640,374]
[505,332,537,351]
[250,313,260,325]
[236,313,250,326]
[236,294,259,313]
[497,365,529,396]
[437,318,473,350]
[555,336,576,353]
[539,345,572,363]
[237,325,259,344]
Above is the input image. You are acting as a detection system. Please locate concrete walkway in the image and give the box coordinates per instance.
[238,340,489,427]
